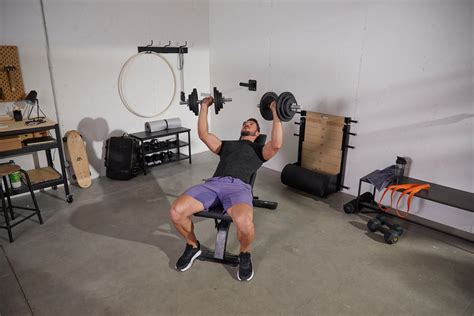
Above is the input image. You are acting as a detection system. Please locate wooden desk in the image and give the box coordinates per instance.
[0,118,57,134]
[0,119,72,203]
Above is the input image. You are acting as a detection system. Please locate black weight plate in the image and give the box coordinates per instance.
[259,92,277,121]
[276,92,288,121]
[189,88,199,116]
[214,87,223,115]
[281,92,293,121]
[280,92,292,120]
[279,91,297,121]
[286,93,297,121]
[276,92,285,120]
[284,92,295,118]
[275,93,283,121]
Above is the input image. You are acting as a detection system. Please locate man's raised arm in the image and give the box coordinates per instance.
[198,97,222,154]
[262,101,283,161]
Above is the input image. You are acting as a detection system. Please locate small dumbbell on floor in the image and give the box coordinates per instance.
[367,216,404,244]
[343,192,374,214]
[376,215,404,236]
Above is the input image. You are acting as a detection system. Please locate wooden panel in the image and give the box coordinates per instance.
[300,111,345,175]
[302,135,342,150]
[303,111,345,151]
[304,125,343,143]
[305,112,346,126]
[302,146,342,161]
[26,167,61,184]
[305,122,344,135]
[0,46,26,101]
[302,148,341,173]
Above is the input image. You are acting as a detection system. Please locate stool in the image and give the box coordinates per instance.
[0,164,43,242]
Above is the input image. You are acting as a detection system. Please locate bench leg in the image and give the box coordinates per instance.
[199,220,239,266]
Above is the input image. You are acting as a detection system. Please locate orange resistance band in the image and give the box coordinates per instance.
[378,184,431,218]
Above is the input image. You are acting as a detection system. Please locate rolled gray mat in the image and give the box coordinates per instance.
[281,163,337,198]
[145,118,182,133]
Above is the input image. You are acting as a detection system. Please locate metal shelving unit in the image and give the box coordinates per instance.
[129,127,192,175]
[0,119,72,203]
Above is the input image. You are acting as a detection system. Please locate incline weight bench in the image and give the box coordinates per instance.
[194,134,278,266]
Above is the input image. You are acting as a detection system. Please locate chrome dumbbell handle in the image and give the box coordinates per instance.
[290,104,301,111]
[201,92,232,103]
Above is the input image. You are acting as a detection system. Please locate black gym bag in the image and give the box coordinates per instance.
[104,135,140,180]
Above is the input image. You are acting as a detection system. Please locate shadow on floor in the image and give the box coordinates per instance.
[67,173,237,279]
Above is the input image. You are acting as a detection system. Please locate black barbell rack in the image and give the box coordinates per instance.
[292,110,357,192]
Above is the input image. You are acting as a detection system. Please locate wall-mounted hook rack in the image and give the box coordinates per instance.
[138,40,189,54]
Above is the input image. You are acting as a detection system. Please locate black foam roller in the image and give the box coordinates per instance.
[281,164,332,198]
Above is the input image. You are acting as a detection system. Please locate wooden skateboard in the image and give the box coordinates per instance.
[63,130,91,188]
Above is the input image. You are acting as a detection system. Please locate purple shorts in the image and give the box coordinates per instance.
[183,176,253,212]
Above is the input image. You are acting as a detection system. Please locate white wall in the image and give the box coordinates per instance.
[1,0,211,177]
[0,1,5,42]
[209,0,473,233]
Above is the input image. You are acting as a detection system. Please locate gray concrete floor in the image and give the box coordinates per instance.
[0,151,473,316]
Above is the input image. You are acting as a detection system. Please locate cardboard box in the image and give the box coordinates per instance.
[17,133,34,142]
[33,131,48,138]
[0,135,22,151]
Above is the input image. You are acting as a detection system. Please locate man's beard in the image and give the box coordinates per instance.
[240,131,257,137]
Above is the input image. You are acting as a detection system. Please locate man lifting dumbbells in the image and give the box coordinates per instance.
[169,96,283,281]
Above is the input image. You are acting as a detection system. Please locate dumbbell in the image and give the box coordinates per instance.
[150,139,160,151]
[145,155,154,166]
[258,91,301,122]
[159,151,167,162]
[376,215,404,236]
[180,87,232,116]
[152,153,162,165]
[343,192,374,214]
[143,142,151,153]
[367,218,402,244]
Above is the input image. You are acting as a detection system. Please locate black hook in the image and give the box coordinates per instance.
[144,40,154,53]
[179,41,188,48]
[163,41,171,47]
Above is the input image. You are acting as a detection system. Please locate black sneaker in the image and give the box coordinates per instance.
[237,252,254,281]
[175,242,201,272]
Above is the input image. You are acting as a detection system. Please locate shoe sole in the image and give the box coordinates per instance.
[176,250,202,272]
[237,269,254,281]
